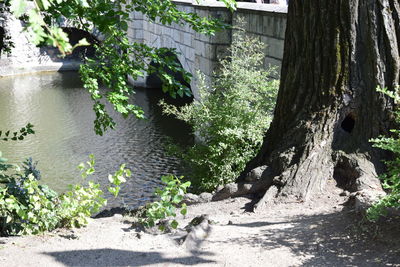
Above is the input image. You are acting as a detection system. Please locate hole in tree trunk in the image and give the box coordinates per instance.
[341,113,355,133]
[333,159,360,192]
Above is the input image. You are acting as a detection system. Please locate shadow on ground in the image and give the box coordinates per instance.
[44,248,214,266]
[222,209,400,266]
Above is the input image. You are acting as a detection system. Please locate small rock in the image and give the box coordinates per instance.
[182,193,200,205]
[183,192,213,204]
[212,183,238,201]
[224,183,238,194]
[244,166,267,182]
[199,192,213,203]
[227,220,233,225]
[216,185,224,192]
[339,191,349,197]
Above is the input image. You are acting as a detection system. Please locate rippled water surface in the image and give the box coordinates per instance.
[0,72,192,207]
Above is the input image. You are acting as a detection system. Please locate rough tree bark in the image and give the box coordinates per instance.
[239,0,400,201]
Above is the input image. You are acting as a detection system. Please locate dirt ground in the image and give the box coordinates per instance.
[0,179,399,267]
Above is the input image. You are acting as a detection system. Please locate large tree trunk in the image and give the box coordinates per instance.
[242,0,400,200]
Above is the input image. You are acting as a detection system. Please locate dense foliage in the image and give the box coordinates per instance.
[0,153,129,235]
[161,27,279,191]
[367,87,400,221]
[5,0,236,135]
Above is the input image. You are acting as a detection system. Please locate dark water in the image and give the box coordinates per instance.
[0,71,192,208]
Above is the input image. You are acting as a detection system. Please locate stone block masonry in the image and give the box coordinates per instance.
[128,0,287,98]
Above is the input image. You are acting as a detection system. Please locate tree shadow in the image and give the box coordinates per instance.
[215,209,400,266]
[43,248,215,267]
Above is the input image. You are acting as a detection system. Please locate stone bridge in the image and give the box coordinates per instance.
[0,1,287,91]
[0,13,103,77]
[128,0,287,97]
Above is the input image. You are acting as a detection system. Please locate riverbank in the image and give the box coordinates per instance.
[0,179,399,267]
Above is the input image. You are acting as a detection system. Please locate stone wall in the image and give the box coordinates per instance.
[128,0,287,98]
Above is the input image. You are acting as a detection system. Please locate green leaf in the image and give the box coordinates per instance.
[182,181,191,188]
[75,38,90,48]
[77,163,85,170]
[180,207,187,216]
[172,195,183,204]
[161,175,173,184]
[170,220,178,229]
[120,21,128,31]
[108,186,120,197]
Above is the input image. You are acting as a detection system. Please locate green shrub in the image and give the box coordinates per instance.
[367,87,400,221]
[0,174,60,235]
[160,27,279,192]
[0,154,129,235]
[140,174,190,231]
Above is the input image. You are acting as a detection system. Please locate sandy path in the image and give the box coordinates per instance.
[0,182,399,267]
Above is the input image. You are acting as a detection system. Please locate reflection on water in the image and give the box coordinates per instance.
[0,71,192,207]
